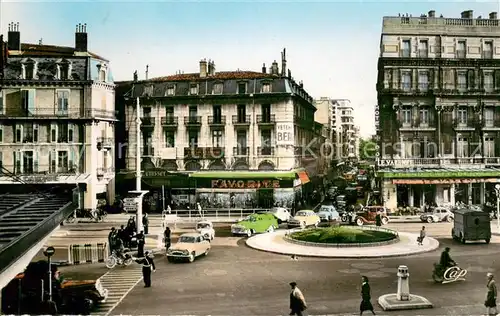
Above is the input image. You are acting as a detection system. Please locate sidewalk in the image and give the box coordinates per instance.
[245,230,440,258]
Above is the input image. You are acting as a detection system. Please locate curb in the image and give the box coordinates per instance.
[245,232,440,259]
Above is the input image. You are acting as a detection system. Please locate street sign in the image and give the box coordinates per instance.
[124,198,138,212]
[44,246,55,257]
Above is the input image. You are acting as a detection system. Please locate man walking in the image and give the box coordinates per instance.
[418,226,426,246]
[289,282,307,316]
[108,227,117,253]
[164,226,171,252]
[485,272,497,316]
[137,231,145,257]
[135,251,156,288]
[360,276,375,315]
[143,213,149,235]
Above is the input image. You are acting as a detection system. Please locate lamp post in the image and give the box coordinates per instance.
[495,184,500,232]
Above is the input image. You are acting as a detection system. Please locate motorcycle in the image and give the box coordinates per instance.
[105,250,133,269]
[432,262,468,284]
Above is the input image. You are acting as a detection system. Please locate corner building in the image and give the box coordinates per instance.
[376,10,500,211]
[115,50,328,211]
[0,23,116,209]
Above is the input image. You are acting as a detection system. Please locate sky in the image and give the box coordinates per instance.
[2,1,500,138]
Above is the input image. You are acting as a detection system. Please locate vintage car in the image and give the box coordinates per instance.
[288,210,321,229]
[317,204,340,222]
[196,220,215,240]
[231,213,279,236]
[166,233,211,263]
[354,206,389,226]
[1,260,108,315]
[267,207,291,223]
[420,207,454,223]
[452,208,491,244]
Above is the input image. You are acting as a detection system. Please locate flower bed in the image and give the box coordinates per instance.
[289,226,397,244]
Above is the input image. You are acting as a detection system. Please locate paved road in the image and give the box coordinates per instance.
[105,222,500,315]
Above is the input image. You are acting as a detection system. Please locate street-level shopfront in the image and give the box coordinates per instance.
[378,168,500,212]
[190,169,311,209]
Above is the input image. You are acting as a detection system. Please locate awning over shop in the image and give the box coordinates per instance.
[0,174,91,184]
[189,168,306,181]
[378,167,500,179]
[297,170,310,184]
[393,178,500,184]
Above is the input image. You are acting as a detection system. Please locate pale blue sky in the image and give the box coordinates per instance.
[2,1,499,136]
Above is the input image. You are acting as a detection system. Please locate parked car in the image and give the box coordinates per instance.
[231,213,279,236]
[288,210,321,229]
[452,207,491,244]
[266,207,291,223]
[353,206,389,226]
[420,207,454,223]
[196,220,215,241]
[317,205,340,222]
[166,233,211,263]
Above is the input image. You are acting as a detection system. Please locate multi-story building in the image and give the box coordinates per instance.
[376,10,500,211]
[337,99,358,158]
[314,97,342,160]
[115,50,327,211]
[0,23,116,209]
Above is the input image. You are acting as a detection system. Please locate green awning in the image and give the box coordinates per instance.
[378,168,500,179]
[189,168,305,180]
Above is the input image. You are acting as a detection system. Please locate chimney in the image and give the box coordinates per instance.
[271,60,279,75]
[428,10,435,18]
[461,10,473,19]
[133,70,138,82]
[262,63,266,73]
[199,59,207,78]
[490,12,498,19]
[208,60,216,76]
[75,23,88,52]
[7,22,20,51]
[281,48,287,77]
[145,65,149,80]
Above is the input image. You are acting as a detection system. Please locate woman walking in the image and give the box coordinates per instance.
[485,272,497,316]
[360,276,375,315]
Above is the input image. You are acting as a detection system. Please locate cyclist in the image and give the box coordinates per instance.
[114,237,127,261]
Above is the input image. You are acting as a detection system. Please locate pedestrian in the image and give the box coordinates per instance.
[164,226,171,252]
[418,226,426,246]
[135,251,156,288]
[360,276,375,315]
[137,231,145,257]
[289,281,307,316]
[108,227,117,252]
[375,212,381,227]
[143,213,149,235]
[485,272,497,316]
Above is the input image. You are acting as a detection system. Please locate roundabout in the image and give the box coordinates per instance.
[246,226,440,258]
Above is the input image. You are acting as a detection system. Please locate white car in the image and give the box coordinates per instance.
[196,220,215,240]
[267,207,291,223]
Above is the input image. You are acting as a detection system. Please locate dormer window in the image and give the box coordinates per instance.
[60,63,69,80]
[238,82,247,94]
[166,85,175,96]
[24,61,35,80]
[143,85,153,96]
[213,83,223,94]
[190,84,199,95]
[261,82,271,93]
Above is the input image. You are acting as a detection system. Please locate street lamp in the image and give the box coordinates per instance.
[495,184,500,232]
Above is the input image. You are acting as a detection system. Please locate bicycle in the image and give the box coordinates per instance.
[105,250,133,269]
[66,208,106,223]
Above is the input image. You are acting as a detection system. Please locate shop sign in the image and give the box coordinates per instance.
[375,104,380,131]
[20,175,58,183]
[276,123,294,146]
[385,171,500,179]
[211,179,280,189]
[143,170,168,178]
[392,178,500,185]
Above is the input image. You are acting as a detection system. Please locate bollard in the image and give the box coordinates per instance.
[396,265,410,301]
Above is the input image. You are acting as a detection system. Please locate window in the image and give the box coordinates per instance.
[484,72,494,91]
[484,41,493,59]
[418,72,429,91]
[457,109,468,125]
[59,63,69,80]
[403,140,413,158]
[188,106,198,123]
[190,84,198,95]
[237,104,246,122]
[22,151,34,173]
[485,137,495,157]
[15,124,22,143]
[212,83,223,94]
[212,105,222,123]
[21,90,35,114]
[143,85,153,96]
[57,151,69,172]
[57,90,69,114]
[238,82,247,94]
[401,40,411,57]
[261,82,271,93]
[24,62,34,80]
[419,109,429,125]
[58,123,68,143]
[23,123,33,143]
[261,104,271,122]
[0,126,3,143]
[401,109,412,125]
[188,130,198,147]
[457,41,466,58]
[458,137,468,157]
[418,40,428,57]
[236,130,247,154]
[165,131,175,147]
[68,124,73,142]
[401,72,411,91]
[166,85,175,96]
[261,130,272,155]
[212,130,223,147]
[457,73,467,90]
[99,69,106,82]
[485,108,494,127]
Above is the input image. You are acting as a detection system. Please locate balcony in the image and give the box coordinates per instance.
[256,114,276,126]
[184,116,202,128]
[184,147,205,159]
[418,49,428,58]
[4,164,82,177]
[97,137,113,150]
[233,147,249,156]
[377,157,500,168]
[140,117,155,128]
[208,116,226,127]
[232,115,251,127]
[161,116,178,129]
[483,51,493,59]
[0,107,117,120]
[142,147,154,156]
[205,147,225,159]
[456,50,466,59]
[258,146,275,156]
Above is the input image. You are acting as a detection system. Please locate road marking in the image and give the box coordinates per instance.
[92,266,143,316]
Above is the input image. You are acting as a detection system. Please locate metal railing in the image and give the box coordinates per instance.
[256,114,276,124]
[232,115,250,124]
[233,146,249,156]
[208,116,226,125]
[1,107,116,119]
[141,117,155,127]
[161,116,178,126]
[161,208,273,221]
[1,164,83,176]
[184,116,202,125]
[258,146,275,156]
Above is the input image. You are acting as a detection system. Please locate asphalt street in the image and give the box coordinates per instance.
[105,222,500,315]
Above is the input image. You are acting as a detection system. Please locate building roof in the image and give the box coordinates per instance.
[141,71,277,83]
[11,43,108,62]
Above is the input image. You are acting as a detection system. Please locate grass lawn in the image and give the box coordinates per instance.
[290,226,396,244]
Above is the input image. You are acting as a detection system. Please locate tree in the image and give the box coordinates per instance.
[359,138,377,161]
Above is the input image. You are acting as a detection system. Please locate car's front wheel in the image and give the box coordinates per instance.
[246,230,253,237]
[188,252,195,263]
[267,225,275,233]
[446,216,453,223]
[427,217,434,223]
[381,217,389,225]
[204,248,209,256]
[356,218,364,226]
[300,222,306,229]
